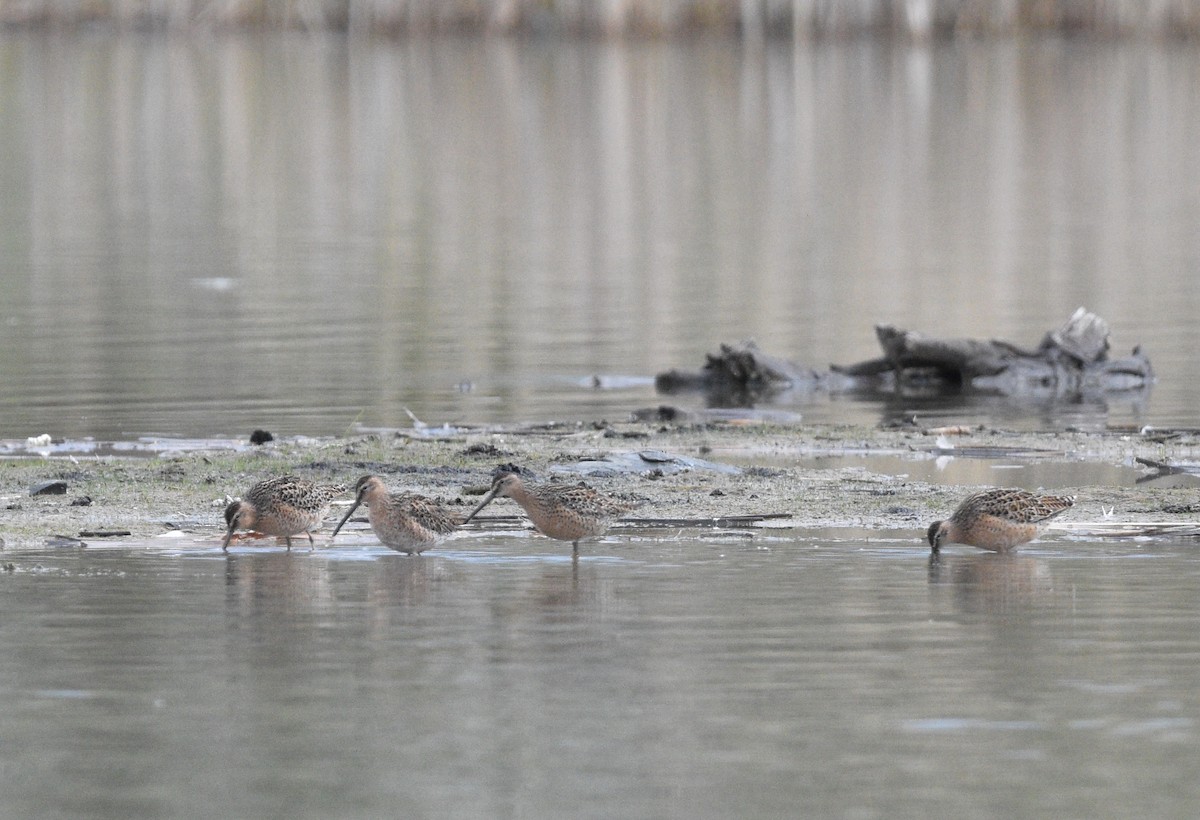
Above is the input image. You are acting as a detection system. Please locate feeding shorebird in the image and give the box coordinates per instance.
[463,470,638,551]
[329,475,459,555]
[927,488,1075,553]
[222,475,346,552]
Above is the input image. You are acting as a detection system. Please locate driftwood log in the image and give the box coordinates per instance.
[655,342,823,395]
[655,308,1153,403]
[836,307,1153,393]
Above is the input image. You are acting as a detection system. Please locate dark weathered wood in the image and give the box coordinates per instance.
[844,308,1149,388]
[618,514,793,528]
[1047,307,1110,363]
[655,340,833,405]
[655,341,820,393]
[1133,456,1200,484]
[656,309,1153,402]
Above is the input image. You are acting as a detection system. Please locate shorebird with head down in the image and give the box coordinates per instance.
[222,475,346,552]
[927,488,1075,554]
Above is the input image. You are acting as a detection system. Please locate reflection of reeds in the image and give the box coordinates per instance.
[5,0,1200,38]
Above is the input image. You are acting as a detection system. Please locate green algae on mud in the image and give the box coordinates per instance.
[0,421,1198,549]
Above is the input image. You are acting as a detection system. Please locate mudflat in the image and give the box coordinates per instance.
[1,420,1196,548]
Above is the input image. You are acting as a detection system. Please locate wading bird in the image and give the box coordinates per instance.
[464,471,637,552]
[927,488,1075,553]
[330,475,459,555]
[223,475,346,552]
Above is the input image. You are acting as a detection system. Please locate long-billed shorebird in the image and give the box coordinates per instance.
[329,475,459,555]
[927,488,1075,553]
[464,471,637,551]
[222,475,346,552]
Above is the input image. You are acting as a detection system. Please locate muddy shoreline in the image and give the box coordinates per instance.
[2,420,1199,549]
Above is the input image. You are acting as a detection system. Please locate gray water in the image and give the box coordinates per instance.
[1,34,1199,439]
[4,534,1200,819]
[7,533,1200,820]
[5,32,1200,819]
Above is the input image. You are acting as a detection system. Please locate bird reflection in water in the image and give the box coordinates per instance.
[366,556,439,609]
[223,552,337,619]
[928,553,1056,615]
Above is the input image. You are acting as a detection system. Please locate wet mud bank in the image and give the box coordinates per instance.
[1,421,1198,549]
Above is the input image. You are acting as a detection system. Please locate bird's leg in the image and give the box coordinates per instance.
[285,536,292,551]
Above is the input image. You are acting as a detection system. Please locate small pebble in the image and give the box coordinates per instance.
[463,442,503,457]
[30,481,68,496]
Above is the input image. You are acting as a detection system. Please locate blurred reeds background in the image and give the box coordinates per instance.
[2,0,1199,38]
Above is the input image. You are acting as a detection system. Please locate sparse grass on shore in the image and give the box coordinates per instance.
[2,420,1198,549]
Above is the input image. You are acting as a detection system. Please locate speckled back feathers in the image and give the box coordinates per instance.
[466,472,638,546]
[928,487,1075,553]
[331,474,459,554]
[953,488,1075,525]
[380,492,461,538]
[223,475,347,550]
[245,475,346,514]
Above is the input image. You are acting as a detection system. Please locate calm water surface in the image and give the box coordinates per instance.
[1,34,1199,438]
[4,32,1200,819]
[2,534,1200,818]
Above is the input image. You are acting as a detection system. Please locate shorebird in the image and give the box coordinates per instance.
[927,488,1075,553]
[222,475,346,552]
[329,475,459,555]
[464,471,637,551]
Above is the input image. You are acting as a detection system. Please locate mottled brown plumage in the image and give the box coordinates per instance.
[464,472,637,550]
[330,475,459,555]
[222,475,347,552]
[927,488,1075,553]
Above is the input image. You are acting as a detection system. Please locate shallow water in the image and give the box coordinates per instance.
[1,35,1199,439]
[4,532,1200,818]
[4,31,1200,819]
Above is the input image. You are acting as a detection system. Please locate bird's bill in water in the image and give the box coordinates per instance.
[221,520,238,551]
[463,488,500,524]
[926,520,944,552]
[330,499,364,540]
